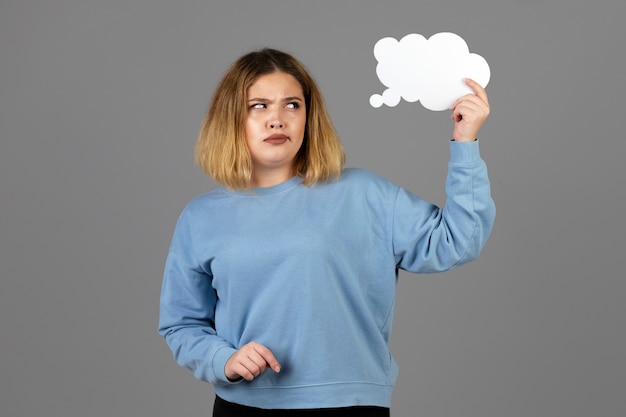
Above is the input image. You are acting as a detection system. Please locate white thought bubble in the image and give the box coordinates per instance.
[370,32,490,111]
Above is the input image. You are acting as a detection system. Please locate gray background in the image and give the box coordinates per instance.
[1,0,624,416]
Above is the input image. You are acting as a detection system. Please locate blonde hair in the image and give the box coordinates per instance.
[195,48,345,190]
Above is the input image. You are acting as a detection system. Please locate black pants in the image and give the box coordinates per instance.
[213,395,390,417]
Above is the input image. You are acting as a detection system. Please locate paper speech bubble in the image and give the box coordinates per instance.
[370,32,490,111]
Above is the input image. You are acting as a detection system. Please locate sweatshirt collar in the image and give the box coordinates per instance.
[228,176,302,197]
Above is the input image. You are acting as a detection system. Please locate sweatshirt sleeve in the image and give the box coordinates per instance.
[392,140,495,273]
[158,208,238,386]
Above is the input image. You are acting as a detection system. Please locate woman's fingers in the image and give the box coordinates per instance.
[224,342,281,382]
[450,78,490,142]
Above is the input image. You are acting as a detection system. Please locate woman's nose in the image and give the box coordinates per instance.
[268,119,283,129]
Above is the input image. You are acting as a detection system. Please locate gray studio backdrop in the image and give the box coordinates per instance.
[1,1,624,416]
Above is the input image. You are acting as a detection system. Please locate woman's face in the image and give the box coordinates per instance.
[245,71,306,186]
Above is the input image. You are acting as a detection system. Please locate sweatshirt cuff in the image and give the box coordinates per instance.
[212,346,240,384]
[449,139,481,164]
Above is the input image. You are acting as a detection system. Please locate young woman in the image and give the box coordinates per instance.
[159,48,495,416]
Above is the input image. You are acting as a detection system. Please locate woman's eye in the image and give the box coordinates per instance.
[286,102,300,109]
[250,103,266,109]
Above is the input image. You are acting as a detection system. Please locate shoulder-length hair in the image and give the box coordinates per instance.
[195,48,345,190]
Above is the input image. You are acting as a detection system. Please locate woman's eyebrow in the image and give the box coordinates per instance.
[246,96,303,103]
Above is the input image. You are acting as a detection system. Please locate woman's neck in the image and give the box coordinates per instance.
[251,167,295,188]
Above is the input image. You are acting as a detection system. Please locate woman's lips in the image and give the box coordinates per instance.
[263,134,289,144]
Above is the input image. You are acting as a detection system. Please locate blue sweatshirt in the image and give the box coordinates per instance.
[159,140,495,409]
